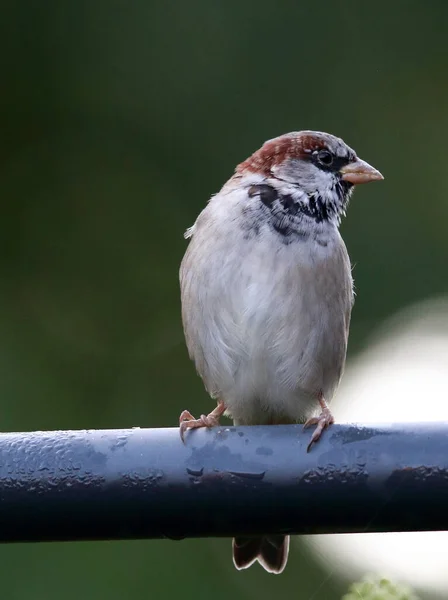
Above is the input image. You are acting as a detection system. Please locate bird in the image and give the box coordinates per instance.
[178,130,383,574]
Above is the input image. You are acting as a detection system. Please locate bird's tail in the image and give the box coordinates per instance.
[232,535,289,574]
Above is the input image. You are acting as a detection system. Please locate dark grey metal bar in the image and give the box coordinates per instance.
[0,423,447,543]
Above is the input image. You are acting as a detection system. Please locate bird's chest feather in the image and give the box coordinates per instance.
[181,222,353,415]
[231,236,351,392]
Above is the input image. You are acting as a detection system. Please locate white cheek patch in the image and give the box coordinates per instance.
[308,168,336,194]
[271,159,336,194]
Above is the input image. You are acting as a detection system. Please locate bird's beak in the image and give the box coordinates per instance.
[340,158,384,185]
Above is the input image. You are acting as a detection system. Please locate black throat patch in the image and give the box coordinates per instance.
[247,183,335,242]
[248,181,351,226]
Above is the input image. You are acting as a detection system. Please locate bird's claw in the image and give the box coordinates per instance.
[179,404,224,443]
[303,408,334,452]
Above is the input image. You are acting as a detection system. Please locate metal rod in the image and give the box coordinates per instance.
[0,423,447,543]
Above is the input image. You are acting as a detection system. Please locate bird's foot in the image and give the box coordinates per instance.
[303,405,334,452]
[179,399,226,442]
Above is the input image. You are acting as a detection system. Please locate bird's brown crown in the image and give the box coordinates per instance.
[236,131,340,175]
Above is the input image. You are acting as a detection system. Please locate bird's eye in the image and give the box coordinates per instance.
[317,150,333,166]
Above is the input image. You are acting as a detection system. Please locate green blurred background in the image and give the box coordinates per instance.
[0,1,447,598]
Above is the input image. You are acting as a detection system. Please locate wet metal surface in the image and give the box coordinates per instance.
[0,423,447,542]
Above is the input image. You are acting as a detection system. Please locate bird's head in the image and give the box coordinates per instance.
[235,131,383,226]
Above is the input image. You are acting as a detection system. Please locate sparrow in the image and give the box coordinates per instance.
[179,130,383,574]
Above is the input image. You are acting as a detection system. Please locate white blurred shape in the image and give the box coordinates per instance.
[306,298,448,592]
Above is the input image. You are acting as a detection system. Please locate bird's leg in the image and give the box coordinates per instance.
[179,399,226,442]
[303,394,334,452]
